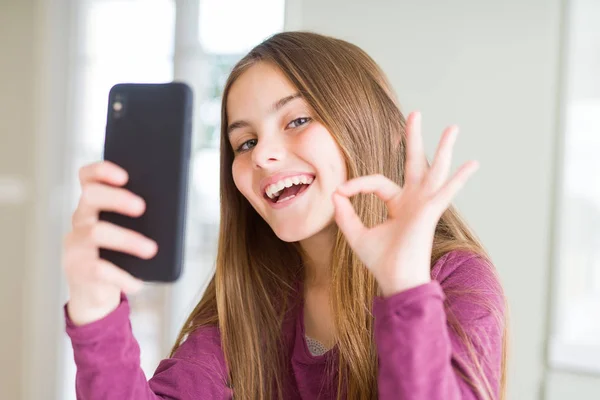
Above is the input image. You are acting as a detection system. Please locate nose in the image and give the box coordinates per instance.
[251,135,286,169]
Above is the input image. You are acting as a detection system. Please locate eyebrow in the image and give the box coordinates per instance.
[226,92,302,136]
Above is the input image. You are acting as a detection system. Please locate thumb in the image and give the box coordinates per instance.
[332,191,367,249]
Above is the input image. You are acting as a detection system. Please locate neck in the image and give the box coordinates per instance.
[299,224,337,289]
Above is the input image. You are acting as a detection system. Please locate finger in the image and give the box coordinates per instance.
[427,125,459,190]
[332,193,368,249]
[62,231,95,273]
[92,258,145,294]
[404,111,428,185]
[73,183,146,227]
[336,174,401,206]
[88,221,158,259]
[434,160,480,208]
[79,161,128,187]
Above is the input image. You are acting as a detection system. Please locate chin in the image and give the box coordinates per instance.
[269,217,336,243]
[271,224,314,243]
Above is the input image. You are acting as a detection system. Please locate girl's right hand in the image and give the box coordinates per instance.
[63,161,158,326]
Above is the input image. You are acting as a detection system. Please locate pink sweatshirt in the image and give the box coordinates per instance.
[65,250,504,399]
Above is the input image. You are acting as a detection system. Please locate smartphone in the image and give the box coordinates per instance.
[99,82,193,283]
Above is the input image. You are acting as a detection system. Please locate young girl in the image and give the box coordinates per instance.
[63,31,507,399]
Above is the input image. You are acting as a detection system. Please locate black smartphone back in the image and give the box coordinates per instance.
[99,82,193,282]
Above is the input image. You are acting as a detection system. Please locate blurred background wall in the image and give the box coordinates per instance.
[1,0,599,399]
[0,0,35,397]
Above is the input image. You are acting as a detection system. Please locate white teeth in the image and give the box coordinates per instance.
[265,175,314,199]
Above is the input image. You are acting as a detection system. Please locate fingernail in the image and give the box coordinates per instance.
[144,241,158,256]
[115,170,128,182]
[132,198,145,212]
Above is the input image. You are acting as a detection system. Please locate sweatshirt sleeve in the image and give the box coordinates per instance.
[65,293,232,400]
[372,251,505,400]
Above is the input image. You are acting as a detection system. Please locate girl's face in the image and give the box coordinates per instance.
[227,62,347,242]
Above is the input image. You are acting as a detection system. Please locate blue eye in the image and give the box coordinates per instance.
[234,118,311,154]
[287,117,311,129]
[236,138,257,153]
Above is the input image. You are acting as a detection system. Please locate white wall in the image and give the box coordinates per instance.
[544,0,600,398]
[545,370,600,400]
[0,1,35,398]
[0,0,74,399]
[285,0,562,399]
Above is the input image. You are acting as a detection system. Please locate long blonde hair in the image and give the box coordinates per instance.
[171,31,508,400]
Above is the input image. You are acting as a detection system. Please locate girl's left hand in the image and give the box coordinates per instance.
[332,111,479,297]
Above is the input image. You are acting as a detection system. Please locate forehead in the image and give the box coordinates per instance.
[226,62,298,117]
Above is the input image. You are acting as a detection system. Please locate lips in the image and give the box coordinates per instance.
[264,178,314,209]
[264,179,313,203]
[259,171,316,197]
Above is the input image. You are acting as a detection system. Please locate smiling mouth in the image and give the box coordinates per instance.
[264,180,314,204]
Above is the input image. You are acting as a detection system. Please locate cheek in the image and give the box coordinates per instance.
[231,158,251,196]
[326,152,347,191]
[330,144,347,181]
[303,127,347,183]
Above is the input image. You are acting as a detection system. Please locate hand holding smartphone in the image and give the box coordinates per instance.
[99,82,194,283]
